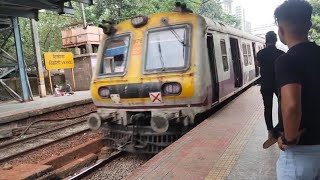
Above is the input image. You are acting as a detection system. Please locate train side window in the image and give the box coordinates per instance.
[242,43,248,66]
[247,44,253,65]
[220,39,229,71]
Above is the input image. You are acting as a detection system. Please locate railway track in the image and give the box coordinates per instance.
[0,119,90,163]
[68,151,124,180]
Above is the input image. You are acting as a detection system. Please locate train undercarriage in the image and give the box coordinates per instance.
[89,110,196,153]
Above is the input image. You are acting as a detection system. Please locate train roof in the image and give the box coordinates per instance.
[201,16,265,43]
[114,12,265,44]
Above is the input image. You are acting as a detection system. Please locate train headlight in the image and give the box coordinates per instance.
[131,16,148,28]
[99,87,110,98]
[162,82,182,95]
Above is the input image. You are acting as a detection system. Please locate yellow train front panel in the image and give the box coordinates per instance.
[91,12,208,108]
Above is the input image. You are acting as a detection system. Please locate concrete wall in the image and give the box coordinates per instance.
[64,54,96,91]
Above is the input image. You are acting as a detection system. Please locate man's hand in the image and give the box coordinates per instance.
[277,137,288,151]
[277,130,305,151]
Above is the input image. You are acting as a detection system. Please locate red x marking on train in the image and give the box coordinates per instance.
[149,92,162,103]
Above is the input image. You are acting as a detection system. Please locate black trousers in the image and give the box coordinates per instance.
[261,88,283,138]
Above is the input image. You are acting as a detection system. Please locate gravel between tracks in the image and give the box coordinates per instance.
[85,153,153,180]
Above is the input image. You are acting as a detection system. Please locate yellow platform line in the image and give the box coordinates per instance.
[205,106,261,180]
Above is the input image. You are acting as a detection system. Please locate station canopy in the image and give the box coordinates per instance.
[0,0,93,29]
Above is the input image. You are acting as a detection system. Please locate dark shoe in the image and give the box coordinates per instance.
[268,130,274,139]
[263,131,278,149]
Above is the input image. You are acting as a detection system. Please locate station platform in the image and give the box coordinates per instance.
[126,86,280,180]
[0,91,92,124]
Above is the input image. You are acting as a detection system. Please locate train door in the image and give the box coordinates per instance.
[207,33,219,104]
[252,42,259,77]
[229,37,243,88]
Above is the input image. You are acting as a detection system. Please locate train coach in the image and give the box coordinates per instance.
[87,7,265,153]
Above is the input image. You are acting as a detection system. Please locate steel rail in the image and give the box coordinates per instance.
[0,119,86,149]
[0,123,90,163]
[68,151,124,180]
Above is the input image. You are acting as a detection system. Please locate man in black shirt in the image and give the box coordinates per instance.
[274,0,320,179]
[257,31,284,149]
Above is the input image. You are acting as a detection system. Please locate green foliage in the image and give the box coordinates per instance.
[310,0,320,44]
[221,14,240,28]
[197,0,240,28]
[79,0,200,24]
[198,0,223,20]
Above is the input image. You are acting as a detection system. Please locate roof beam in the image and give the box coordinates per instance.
[0,0,59,10]
[0,7,38,20]
[0,0,93,20]
[63,0,94,5]
[78,0,94,5]
[58,6,74,15]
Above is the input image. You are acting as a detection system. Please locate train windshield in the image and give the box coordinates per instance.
[145,27,189,71]
[99,35,130,75]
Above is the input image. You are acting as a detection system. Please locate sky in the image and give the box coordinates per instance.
[232,0,289,50]
[233,0,284,28]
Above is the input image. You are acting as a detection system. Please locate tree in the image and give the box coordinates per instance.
[197,0,240,28]
[221,14,240,28]
[310,0,320,44]
[81,0,238,27]
[79,0,201,25]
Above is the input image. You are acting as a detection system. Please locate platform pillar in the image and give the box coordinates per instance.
[12,17,31,102]
[30,19,47,98]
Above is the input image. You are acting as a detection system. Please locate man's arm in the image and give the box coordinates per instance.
[256,51,262,67]
[255,60,260,67]
[281,84,302,141]
[276,55,303,148]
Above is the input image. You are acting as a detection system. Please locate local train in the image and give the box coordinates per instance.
[88,8,265,153]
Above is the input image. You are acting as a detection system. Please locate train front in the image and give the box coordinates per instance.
[88,12,208,153]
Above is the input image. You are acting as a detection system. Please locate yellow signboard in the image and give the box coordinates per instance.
[44,52,74,70]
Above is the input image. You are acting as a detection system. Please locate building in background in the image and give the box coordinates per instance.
[245,21,252,33]
[220,0,253,33]
[221,0,233,14]
[234,5,245,31]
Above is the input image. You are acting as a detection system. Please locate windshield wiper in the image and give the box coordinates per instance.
[169,29,186,47]
[161,20,187,47]
[157,41,166,71]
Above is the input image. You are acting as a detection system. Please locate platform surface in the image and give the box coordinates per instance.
[126,86,280,180]
[0,91,92,123]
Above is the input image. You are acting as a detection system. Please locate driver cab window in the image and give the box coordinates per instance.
[100,35,130,75]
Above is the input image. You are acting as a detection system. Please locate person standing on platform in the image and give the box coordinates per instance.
[274,0,320,179]
[256,31,284,149]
